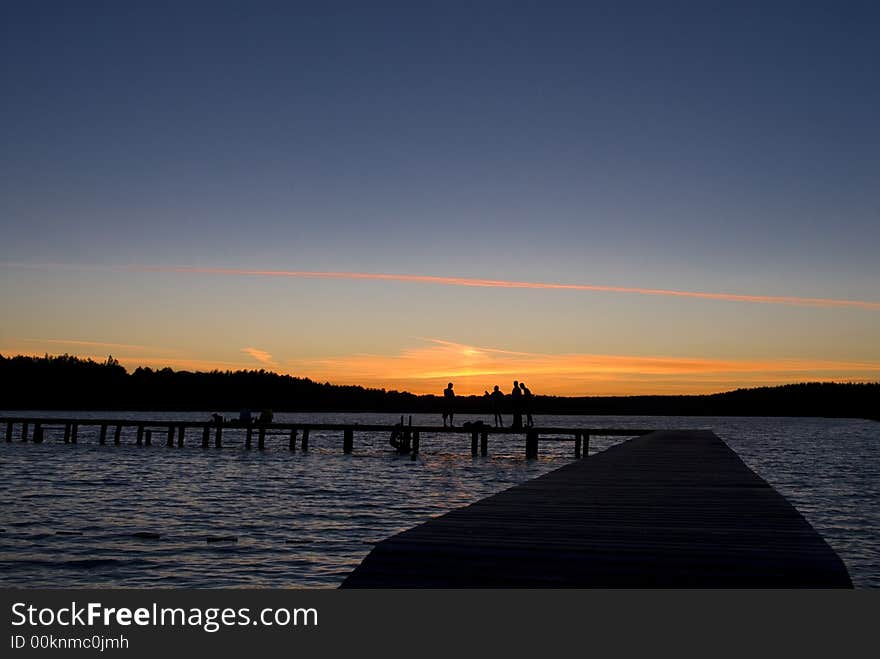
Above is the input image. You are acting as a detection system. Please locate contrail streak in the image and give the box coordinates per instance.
[3,262,879,309]
[130,266,880,310]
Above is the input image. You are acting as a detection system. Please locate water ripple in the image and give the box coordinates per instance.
[1,412,877,587]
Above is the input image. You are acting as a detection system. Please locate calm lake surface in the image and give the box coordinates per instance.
[1,412,877,588]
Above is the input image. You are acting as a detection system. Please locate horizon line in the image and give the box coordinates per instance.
[2,351,877,399]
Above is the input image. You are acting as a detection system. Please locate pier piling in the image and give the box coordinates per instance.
[525,430,538,458]
[0,416,647,461]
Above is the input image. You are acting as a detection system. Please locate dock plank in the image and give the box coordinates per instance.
[341,430,852,588]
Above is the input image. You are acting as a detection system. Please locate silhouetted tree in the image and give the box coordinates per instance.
[0,353,876,419]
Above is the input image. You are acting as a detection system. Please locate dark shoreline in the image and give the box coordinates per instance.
[2,354,877,420]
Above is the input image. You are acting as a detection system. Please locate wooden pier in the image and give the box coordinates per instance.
[0,416,651,458]
[341,430,853,588]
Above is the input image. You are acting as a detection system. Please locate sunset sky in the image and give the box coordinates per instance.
[2,1,878,395]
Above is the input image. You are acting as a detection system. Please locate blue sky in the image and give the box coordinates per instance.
[2,1,878,394]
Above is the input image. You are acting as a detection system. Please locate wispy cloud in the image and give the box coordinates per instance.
[21,338,151,351]
[137,267,880,310]
[3,262,878,310]
[242,347,278,369]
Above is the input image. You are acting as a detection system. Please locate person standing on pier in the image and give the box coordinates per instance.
[442,382,456,427]
[520,382,534,427]
[489,385,504,427]
[511,381,523,429]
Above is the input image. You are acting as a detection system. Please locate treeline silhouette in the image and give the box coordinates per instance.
[1,353,877,420]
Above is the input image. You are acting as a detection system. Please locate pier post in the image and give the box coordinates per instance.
[575,432,582,459]
[583,434,590,457]
[412,430,420,455]
[145,429,152,446]
[289,428,297,451]
[525,430,538,459]
[471,430,478,456]
[214,424,222,448]
[343,428,354,454]
[480,431,488,456]
[258,426,266,450]
[202,425,210,448]
[136,424,144,446]
[245,426,253,449]
[21,422,29,442]
[177,425,185,447]
[99,424,108,445]
[166,426,174,447]
[301,428,309,452]
[114,425,122,445]
[5,421,12,442]
[33,423,44,443]
[63,423,71,444]
[70,423,78,443]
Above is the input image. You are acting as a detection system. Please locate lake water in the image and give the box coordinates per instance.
[1,412,877,588]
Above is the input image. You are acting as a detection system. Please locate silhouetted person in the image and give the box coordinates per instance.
[511,380,523,429]
[520,382,534,427]
[258,409,274,424]
[442,382,455,427]
[211,413,224,424]
[489,385,504,427]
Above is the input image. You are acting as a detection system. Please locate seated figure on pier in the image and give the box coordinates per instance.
[442,382,455,427]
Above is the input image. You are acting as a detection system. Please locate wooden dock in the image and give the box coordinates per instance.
[341,430,853,587]
[0,416,651,458]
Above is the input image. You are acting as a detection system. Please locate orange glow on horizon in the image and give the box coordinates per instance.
[4,339,878,397]
[289,339,879,396]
